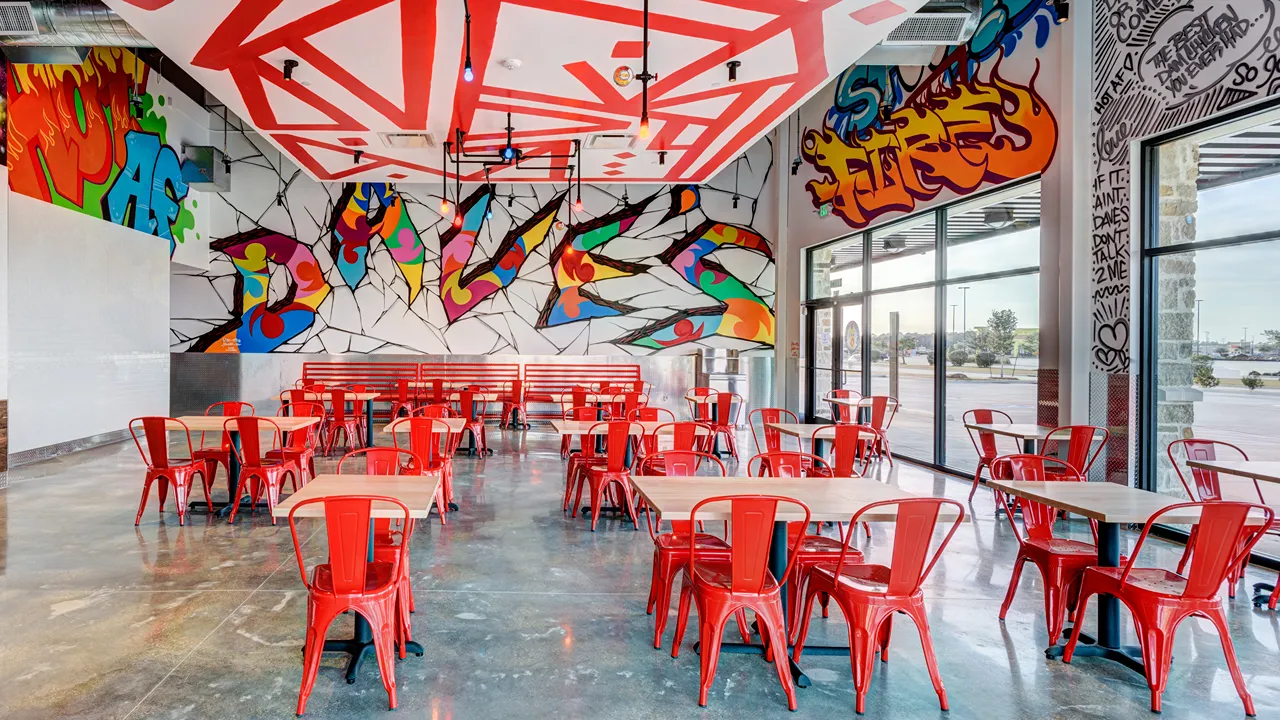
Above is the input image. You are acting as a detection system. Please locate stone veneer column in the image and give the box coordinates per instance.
[1153,139,1200,494]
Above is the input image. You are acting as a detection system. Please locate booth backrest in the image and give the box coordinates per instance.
[300,362,419,396]
[418,362,521,396]
[523,363,643,403]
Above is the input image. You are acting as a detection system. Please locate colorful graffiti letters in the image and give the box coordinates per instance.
[104,130,191,254]
[537,199,653,328]
[330,183,427,301]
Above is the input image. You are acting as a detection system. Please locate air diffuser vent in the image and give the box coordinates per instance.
[380,132,436,149]
[586,133,637,150]
[0,2,38,36]
[881,0,979,45]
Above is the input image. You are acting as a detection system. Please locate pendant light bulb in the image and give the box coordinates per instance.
[452,213,463,228]
[463,59,474,82]
[440,199,450,214]
[638,115,650,139]
[574,195,584,212]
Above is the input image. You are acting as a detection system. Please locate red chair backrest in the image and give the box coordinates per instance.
[991,454,1082,543]
[282,389,311,407]
[689,387,713,421]
[1166,438,1245,502]
[130,416,192,470]
[690,494,810,594]
[204,401,254,449]
[395,379,413,404]
[1044,425,1109,477]
[748,451,831,478]
[588,421,640,473]
[859,396,897,431]
[1124,501,1274,599]
[629,407,674,423]
[338,447,421,475]
[414,403,452,418]
[226,416,282,465]
[393,417,452,468]
[457,387,488,422]
[651,421,706,452]
[508,379,525,402]
[279,402,325,449]
[640,450,725,537]
[827,424,873,477]
[847,497,965,596]
[826,389,859,423]
[289,495,409,595]
[329,389,350,422]
[713,392,740,425]
[750,407,798,453]
[963,408,1012,460]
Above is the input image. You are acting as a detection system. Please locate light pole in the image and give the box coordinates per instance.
[1244,327,1248,355]
[1195,299,1203,354]
[949,304,958,335]
[958,287,971,348]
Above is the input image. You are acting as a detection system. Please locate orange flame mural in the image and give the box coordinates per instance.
[803,60,1057,228]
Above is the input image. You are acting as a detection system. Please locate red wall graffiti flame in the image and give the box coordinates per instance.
[803,60,1058,228]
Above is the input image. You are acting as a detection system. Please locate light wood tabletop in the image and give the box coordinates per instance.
[963,423,1055,441]
[271,474,441,519]
[986,480,1207,524]
[633,476,963,523]
[549,420,710,436]
[295,391,381,401]
[170,416,321,433]
[1187,460,1280,485]
[381,417,467,434]
[765,422,879,441]
[549,392,643,403]
[825,396,862,407]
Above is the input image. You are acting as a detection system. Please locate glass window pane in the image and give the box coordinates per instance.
[871,216,935,289]
[945,185,1041,278]
[809,235,863,299]
[942,277,1039,473]
[1156,116,1280,247]
[870,288,934,462]
[838,303,862,395]
[810,307,834,419]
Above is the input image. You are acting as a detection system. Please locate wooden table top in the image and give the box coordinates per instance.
[271,474,441,519]
[381,417,467,433]
[825,396,862,406]
[986,480,1207,524]
[765,423,878,441]
[633,476,963,523]
[964,423,1055,441]
[549,420,709,436]
[1187,460,1280,485]
[295,391,381,401]
[170,416,321,433]
[549,392,643,403]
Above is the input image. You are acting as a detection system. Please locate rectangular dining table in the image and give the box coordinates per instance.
[764,422,879,456]
[633,475,962,687]
[298,391,382,448]
[986,479,1206,675]
[1185,459,1280,607]
[175,415,321,517]
[962,422,1055,454]
[273,474,439,683]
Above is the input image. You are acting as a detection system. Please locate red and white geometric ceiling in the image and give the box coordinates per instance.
[107,0,921,183]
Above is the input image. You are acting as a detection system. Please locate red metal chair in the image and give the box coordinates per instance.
[390,417,455,524]
[857,395,898,464]
[1063,501,1274,716]
[1167,438,1258,600]
[628,406,676,468]
[1043,424,1109,478]
[389,379,418,420]
[637,450,737,649]
[324,389,363,454]
[792,497,965,715]
[825,388,860,423]
[686,387,714,422]
[559,386,593,457]
[501,379,529,429]
[192,401,254,487]
[347,384,373,440]
[707,392,743,459]
[413,403,452,417]
[290,494,409,715]
[561,406,611,512]
[270,402,324,487]
[671,494,810,710]
[606,391,648,424]
[963,409,1018,501]
[993,454,1098,646]
[338,447,425,648]
[811,423,877,477]
[749,407,798,455]
[570,420,643,531]
[453,386,492,456]
[130,417,214,526]
[226,417,299,525]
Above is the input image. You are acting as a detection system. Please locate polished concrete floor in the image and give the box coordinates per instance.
[2,429,1280,719]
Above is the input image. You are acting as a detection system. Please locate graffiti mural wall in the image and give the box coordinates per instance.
[171,126,776,356]
[5,48,208,266]
[794,0,1061,234]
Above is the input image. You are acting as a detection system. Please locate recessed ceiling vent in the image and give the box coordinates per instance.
[586,133,637,150]
[0,3,38,36]
[881,0,979,45]
[380,132,437,149]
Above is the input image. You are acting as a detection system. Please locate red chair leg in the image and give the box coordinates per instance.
[1203,606,1257,716]
[847,604,889,715]
[671,580,695,658]
[904,599,948,711]
[135,477,155,525]
[1135,607,1183,714]
[969,463,984,501]
[998,554,1026,621]
[696,598,731,707]
[756,598,797,711]
[297,601,342,716]
[1175,525,1197,574]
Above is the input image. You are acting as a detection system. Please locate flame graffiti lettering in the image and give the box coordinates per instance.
[804,62,1058,228]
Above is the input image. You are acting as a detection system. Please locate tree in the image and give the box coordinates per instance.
[1192,354,1219,388]
[949,348,970,367]
[985,309,1018,377]
[1242,371,1264,391]
[1261,329,1280,353]
[898,335,919,364]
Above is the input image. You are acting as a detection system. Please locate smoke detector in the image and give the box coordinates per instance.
[500,58,522,71]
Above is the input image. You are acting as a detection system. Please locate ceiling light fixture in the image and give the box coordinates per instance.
[731,154,741,209]
[283,59,299,81]
[484,168,493,219]
[462,0,474,82]
[440,141,451,215]
[507,189,515,208]
[726,60,740,83]
[352,150,363,164]
[635,0,655,141]
[1053,0,1069,24]
[575,142,584,211]
[658,150,666,166]
[983,206,1016,229]
[453,148,463,227]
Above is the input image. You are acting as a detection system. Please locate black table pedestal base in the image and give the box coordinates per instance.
[187,498,271,518]
[1047,641,1145,675]
[1252,581,1275,609]
[693,638,857,689]
[319,638,424,684]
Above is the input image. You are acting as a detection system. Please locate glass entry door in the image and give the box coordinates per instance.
[806,300,863,421]
[809,307,834,420]
[837,301,863,399]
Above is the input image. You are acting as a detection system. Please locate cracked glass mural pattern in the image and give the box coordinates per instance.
[171,129,776,356]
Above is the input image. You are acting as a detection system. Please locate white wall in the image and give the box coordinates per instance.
[9,193,169,453]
